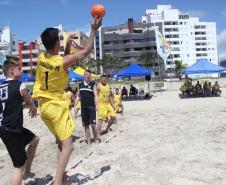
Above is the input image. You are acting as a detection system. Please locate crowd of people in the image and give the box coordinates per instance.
[180,76,221,98]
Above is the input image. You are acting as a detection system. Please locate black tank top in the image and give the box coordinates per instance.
[78,81,95,108]
[0,80,23,133]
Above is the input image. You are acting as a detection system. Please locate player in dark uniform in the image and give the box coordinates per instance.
[0,59,39,185]
[74,69,99,144]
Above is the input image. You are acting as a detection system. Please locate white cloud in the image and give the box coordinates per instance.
[217,29,226,61]
[188,10,207,18]
[221,10,226,17]
[0,0,12,5]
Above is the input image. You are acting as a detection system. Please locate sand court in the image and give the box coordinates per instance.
[1,89,226,185]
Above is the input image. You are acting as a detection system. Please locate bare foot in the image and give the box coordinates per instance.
[95,138,101,143]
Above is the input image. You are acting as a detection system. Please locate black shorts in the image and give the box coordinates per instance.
[81,107,96,126]
[0,127,35,168]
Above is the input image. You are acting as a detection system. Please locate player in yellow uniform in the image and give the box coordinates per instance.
[32,17,102,185]
[114,88,123,113]
[62,84,74,109]
[97,74,116,138]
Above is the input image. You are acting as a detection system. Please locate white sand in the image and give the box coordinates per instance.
[1,89,226,185]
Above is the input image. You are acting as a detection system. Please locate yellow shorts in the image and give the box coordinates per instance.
[75,101,81,109]
[39,99,76,141]
[98,103,115,120]
[115,104,120,112]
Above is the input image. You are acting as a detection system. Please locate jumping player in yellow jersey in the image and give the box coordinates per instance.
[32,17,102,185]
[97,74,116,139]
[114,88,123,113]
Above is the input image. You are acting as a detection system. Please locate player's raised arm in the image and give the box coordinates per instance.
[63,17,102,70]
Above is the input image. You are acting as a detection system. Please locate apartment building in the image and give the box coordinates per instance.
[94,19,165,76]
[11,24,90,74]
[12,41,39,74]
[141,5,218,73]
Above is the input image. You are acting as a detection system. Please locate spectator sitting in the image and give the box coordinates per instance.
[188,82,195,97]
[121,86,128,99]
[205,82,212,97]
[212,81,221,96]
[184,75,192,84]
[203,81,208,96]
[180,82,189,97]
[195,81,203,97]
[129,85,137,96]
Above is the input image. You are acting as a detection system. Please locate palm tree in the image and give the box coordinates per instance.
[173,60,187,78]
[139,51,165,79]
[73,57,98,73]
[100,54,122,75]
[139,50,158,67]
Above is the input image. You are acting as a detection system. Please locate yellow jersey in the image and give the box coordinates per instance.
[33,52,69,100]
[98,83,110,104]
[62,91,73,106]
[114,94,121,105]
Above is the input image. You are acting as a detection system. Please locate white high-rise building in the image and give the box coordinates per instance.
[0,27,18,77]
[142,5,218,73]
[0,27,17,56]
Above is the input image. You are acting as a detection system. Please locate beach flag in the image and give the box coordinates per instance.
[155,28,171,61]
[0,52,6,65]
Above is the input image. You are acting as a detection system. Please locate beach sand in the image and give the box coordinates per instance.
[1,89,226,185]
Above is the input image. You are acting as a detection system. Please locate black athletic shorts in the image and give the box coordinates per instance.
[0,127,35,168]
[81,107,96,126]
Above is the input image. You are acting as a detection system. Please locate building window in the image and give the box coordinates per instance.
[134,48,142,51]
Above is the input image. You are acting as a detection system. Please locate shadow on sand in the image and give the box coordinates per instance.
[67,165,111,184]
[25,174,53,185]
[25,165,111,185]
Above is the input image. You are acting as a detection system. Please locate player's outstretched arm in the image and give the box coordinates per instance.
[63,17,102,70]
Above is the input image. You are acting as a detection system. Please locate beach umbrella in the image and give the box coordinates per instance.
[68,69,83,81]
[74,67,99,79]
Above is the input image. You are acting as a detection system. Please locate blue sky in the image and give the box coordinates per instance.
[0,0,226,60]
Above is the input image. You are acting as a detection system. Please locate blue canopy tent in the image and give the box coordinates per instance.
[113,64,154,78]
[181,59,226,75]
[0,73,34,83]
[113,64,154,94]
[68,69,83,81]
[21,73,35,82]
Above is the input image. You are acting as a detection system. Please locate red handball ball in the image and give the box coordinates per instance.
[91,4,106,18]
